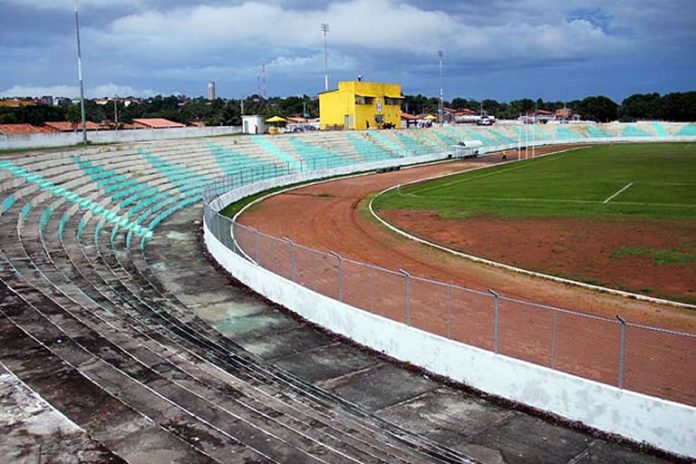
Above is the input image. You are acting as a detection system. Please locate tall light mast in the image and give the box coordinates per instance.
[438,50,444,126]
[74,0,87,143]
[321,23,330,91]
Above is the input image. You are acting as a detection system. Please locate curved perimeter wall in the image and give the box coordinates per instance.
[203,137,696,459]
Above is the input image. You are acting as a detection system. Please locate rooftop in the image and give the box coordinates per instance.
[0,123,51,135]
[44,121,101,132]
[132,118,186,129]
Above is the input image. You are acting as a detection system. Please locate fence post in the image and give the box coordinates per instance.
[446,284,452,339]
[248,226,260,264]
[284,237,296,282]
[617,315,627,389]
[229,222,238,254]
[400,269,411,326]
[551,309,558,369]
[488,289,500,354]
[330,252,343,301]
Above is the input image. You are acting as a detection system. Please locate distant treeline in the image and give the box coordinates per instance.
[404,92,696,123]
[1,91,694,127]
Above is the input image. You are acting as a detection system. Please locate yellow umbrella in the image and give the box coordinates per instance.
[265,115,287,123]
[423,114,437,121]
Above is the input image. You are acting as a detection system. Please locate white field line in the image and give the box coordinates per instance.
[603,182,634,204]
[370,188,696,310]
[408,150,577,195]
[395,190,696,208]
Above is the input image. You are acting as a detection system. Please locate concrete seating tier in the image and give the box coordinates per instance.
[0,123,692,462]
[0,130,486,463]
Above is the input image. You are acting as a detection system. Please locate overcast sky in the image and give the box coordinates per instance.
[1,0,694,102]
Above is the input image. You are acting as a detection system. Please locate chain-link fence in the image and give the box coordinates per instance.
[203,159,696,406]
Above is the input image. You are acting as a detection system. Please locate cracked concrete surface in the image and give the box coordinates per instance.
[147,207,675,464]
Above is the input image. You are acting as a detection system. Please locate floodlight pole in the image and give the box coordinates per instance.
[438,50,444,127]
[517,119,521,160]
[321,23,330,91]
[525,114,529,159]
[113,94,118,129]
[74,0,87,144]
[532,100,537,158]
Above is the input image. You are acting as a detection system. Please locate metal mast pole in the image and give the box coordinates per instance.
[321,23,330,91]
[438,50,444,126]
[517,118,521,160]
[74,0,87,144]
[532,101,537,158]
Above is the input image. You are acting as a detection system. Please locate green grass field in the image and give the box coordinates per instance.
[374,143,696,221]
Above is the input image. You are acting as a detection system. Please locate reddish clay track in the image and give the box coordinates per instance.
[239,147,696,404]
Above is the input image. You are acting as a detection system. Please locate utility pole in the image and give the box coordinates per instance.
[532,100,537,158]
[74,0,87,144]
[261,64,267,99]
[321,23,330,91]
[113,95,118,129]
[438,50,444,126]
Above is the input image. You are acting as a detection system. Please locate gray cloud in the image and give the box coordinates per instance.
[0,0,693,100]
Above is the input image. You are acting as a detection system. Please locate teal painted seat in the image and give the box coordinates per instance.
[366,132,402,156]
[140,149,213,195]
[652,122,668,137]
[530,126,551,140]
[556,126,578,140]
[346,134,397,162]
[40,207,53,232]
[676,124,696,136]
[587,126,608,138]
[622,125,650,137]
[289,137,352,169]
[434,131,459,147]
[21,203,33,222]
[250,136,302,171]
[489,129,516,144]
[0,160,151,238]
[458,127,496,146]
[59,212,71,239]
[207,142,276,179]
[394,132,433,155]
[1,195,15,214]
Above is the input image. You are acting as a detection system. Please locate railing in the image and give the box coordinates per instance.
[202,146,696,407]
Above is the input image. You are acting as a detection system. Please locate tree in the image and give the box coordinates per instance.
[658,92,696,121]
[66,105,81,130]
[0,112,17,124]
[578,96,619,122]
[620,93,660,121]
[402,94,437,114]
[508,99,535,117]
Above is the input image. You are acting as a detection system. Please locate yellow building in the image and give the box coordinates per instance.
[319,81,402,130]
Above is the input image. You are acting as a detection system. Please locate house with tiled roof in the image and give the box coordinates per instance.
[132,118,185,129]
[0,124,51,136]
[43,121,101,132]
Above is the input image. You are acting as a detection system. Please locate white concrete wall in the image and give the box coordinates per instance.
[205,223,696,458]
[0,125,242,150]
[203,154,696,459]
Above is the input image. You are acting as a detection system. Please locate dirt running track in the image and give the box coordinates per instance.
[239,147,696,404]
